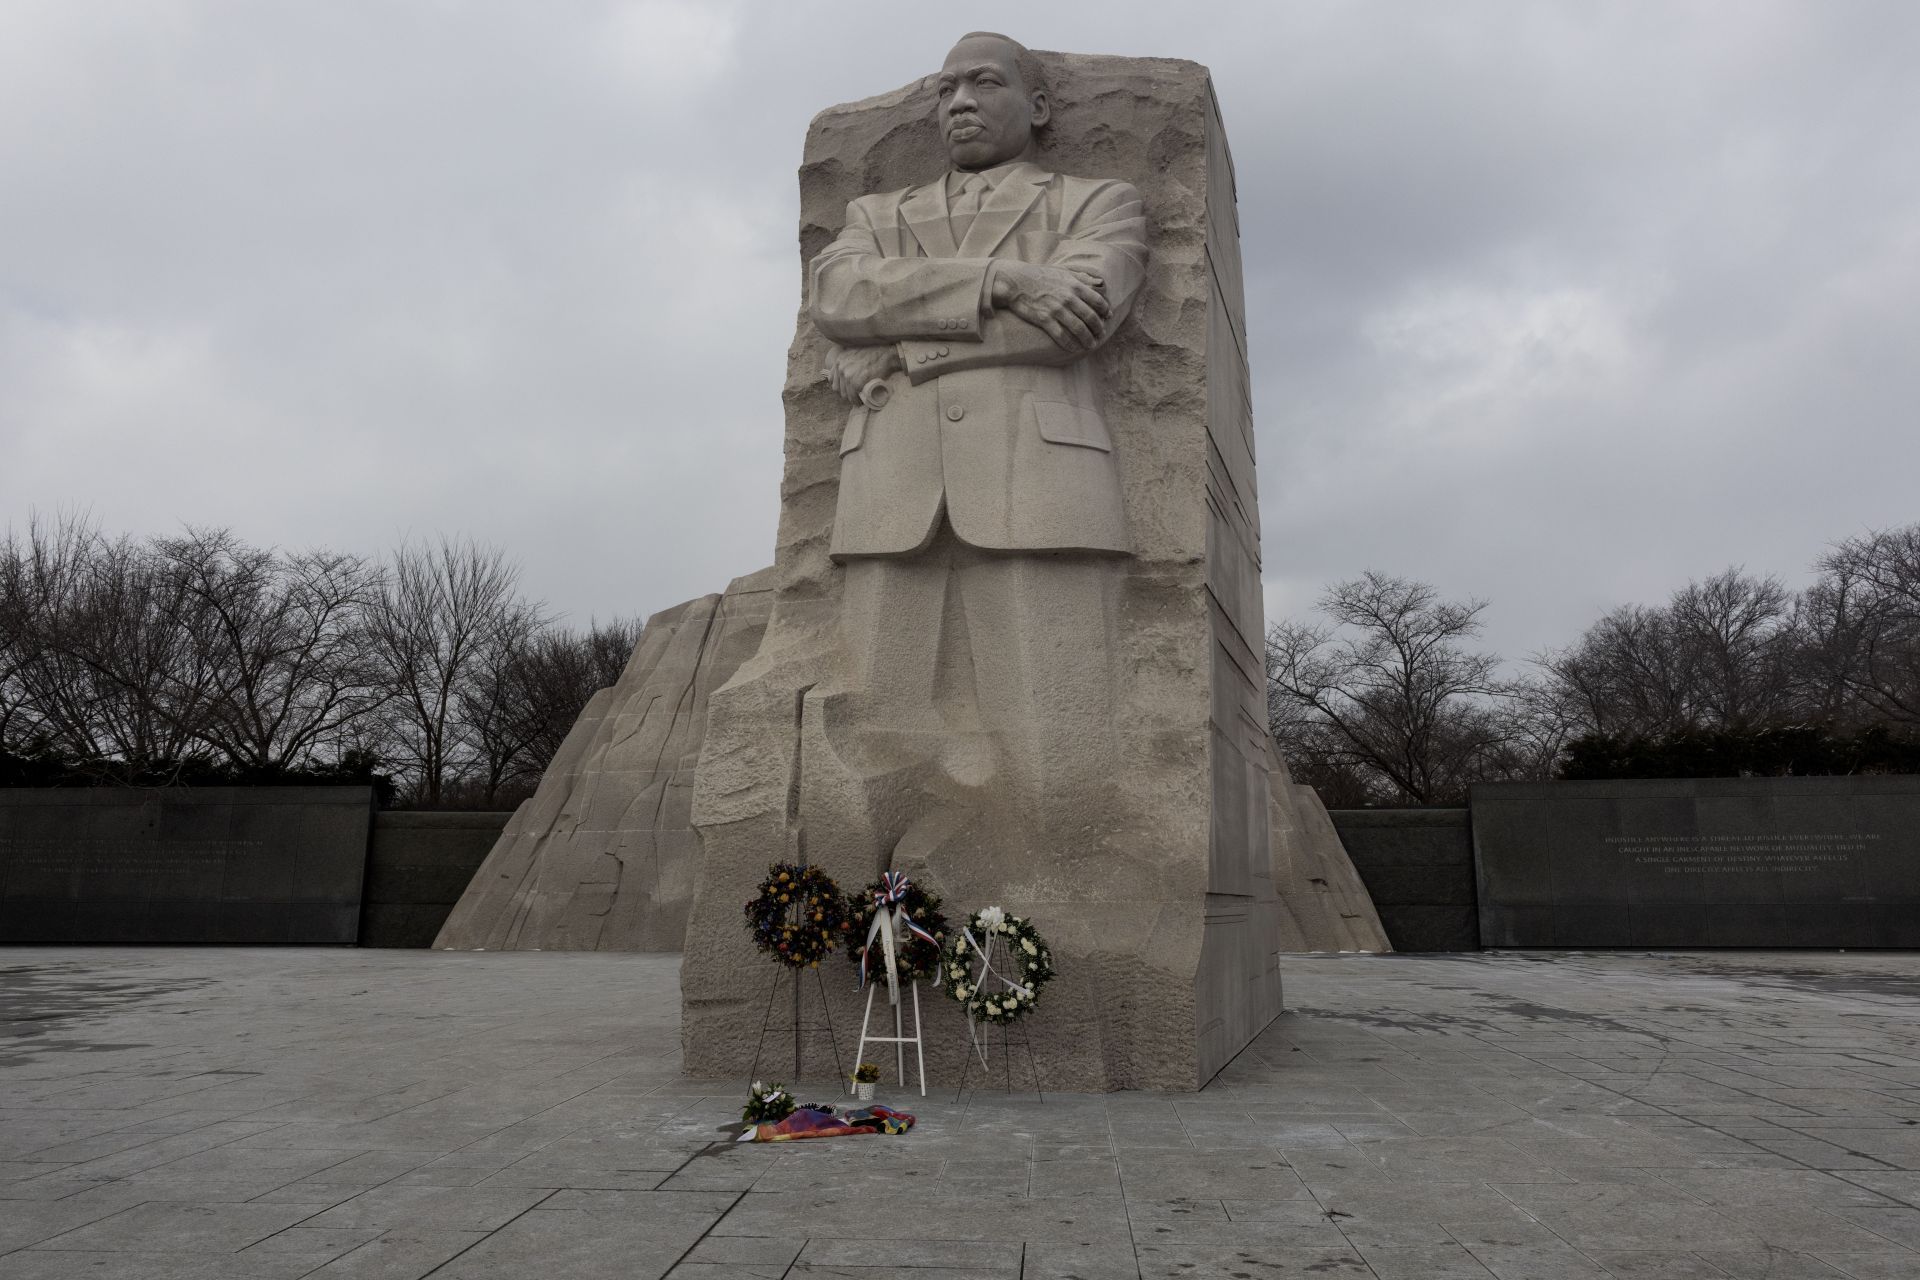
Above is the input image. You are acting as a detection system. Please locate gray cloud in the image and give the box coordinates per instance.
[4,0,1916,668]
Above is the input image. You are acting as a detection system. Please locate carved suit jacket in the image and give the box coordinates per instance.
[808,161,1149,558]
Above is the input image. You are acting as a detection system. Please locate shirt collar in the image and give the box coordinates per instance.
[947,160,1027,195]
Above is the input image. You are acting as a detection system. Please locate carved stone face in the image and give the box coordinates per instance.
[936,36,1050,171]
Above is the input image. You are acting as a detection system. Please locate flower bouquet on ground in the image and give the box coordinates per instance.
[741,1080,796,1125]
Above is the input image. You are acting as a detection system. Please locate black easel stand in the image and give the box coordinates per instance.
[953,1021,1043,1102]
[745,964,845,1088]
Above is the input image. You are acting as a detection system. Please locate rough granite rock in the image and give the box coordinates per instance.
[432,568,776,952]
[679,50,1285,1091]
[1268,743,1392,953]
[436,563,1382,960]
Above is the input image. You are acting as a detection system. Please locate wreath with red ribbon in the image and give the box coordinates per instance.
[844,872,949,988]
[744,862,847,968]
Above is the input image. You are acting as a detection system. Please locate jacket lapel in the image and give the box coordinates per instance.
[957,162,1047,259]
[898,180,957,259]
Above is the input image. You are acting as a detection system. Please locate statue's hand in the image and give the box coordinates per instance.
[990,262,1111,352]
[824,344,904,404]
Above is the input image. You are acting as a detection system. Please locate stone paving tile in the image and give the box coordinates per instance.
[1356,1243,1500,1278]
[0,1186,151,1254]
[6,949,1920,1279]
[299,1227,490,1278]
[1689,1251,1849,1278]
[33,1201,335,1254]
[1652,1167,1901,1209]
[785,1269,1010,1280]
[678,1233,805,1269]
[300,1184,555,1231]
[1133,1240,1373,1276]
[1119,1147,1312,1199]
[235,1225,386,1270]
[1810,1252,1920,1279]
[0,1250,324,1278]
[796,1237,1022,1268]
[431,1197,734,1280]
[1580,1249,1732,1278]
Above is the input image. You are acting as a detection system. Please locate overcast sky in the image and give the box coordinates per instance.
[4,1,1916,665]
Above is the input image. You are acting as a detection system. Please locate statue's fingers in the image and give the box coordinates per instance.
[1054,307,1097,350]
[1072,283,1111,316]
[1063,297,1106,333]
[1039,315,1077,351]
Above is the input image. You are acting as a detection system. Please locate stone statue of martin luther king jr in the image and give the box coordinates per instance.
[806,31,1149,824]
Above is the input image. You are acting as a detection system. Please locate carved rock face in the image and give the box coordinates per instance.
[937,35,1044,171]
[678,47,1289,1092]
[431,568,775,953]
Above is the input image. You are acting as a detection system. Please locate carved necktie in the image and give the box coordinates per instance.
[950,172,989,245]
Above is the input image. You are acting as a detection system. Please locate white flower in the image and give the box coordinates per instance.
[977,906,1005,932]
[1021,938,1036,954]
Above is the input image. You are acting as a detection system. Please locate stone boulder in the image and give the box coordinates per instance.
[1268,744,1392,953]
[432,567,775,952]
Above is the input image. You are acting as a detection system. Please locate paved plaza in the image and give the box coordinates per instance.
[2,949,1919,1278]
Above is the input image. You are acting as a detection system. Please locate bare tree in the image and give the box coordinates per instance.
[154,528,389,771]
[1267,572,1514,804]
[1536,568,1800,738]
[4,519,628,802]
[1803,526,1920,728]
[0,514,217,777]
[501,617,643,775]
[365,537,545,805]
[456,597,551,805]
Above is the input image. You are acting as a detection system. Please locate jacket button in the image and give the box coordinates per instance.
[937,346,950,356]
[917,353,928,363]
[946,405,965,422]
[938,319,950,330]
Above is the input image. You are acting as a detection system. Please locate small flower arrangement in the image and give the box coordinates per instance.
[852,1062,881,1084]
[939,905,1054,1026]
[741,1080,796,1125]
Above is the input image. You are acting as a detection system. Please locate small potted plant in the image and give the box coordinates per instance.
[851,1062,880,1101]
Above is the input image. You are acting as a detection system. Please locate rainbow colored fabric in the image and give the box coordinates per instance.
[739,1105,915,1143]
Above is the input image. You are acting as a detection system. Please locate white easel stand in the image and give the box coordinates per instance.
[851,980,926,1097]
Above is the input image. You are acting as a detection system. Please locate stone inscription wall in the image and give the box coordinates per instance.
[0,787,373,944]
[2,840,257,881]
[363,811,512,948]
[1611,832,1877,873]
[1330,809,1479,952]
[1472,777,1920,948]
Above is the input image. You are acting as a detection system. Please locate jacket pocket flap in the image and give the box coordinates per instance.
[840,406,868,456]
[1032,399,1112,452]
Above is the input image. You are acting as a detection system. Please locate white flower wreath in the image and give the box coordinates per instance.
[939,906,1055,1026]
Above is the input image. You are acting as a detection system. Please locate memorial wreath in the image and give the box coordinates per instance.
[744,862,848,968]
[940,906,1054,1025]
[846,872,948,990]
